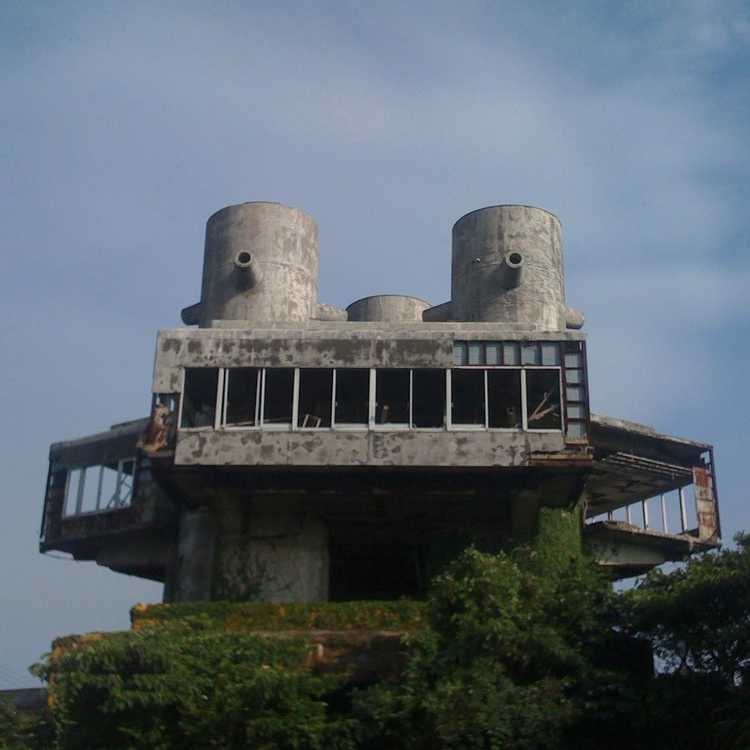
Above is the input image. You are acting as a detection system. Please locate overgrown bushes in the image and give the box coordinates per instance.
[5,535,750,749]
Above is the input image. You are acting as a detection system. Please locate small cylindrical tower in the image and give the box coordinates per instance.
[346,295,431,322]
[451,205,565,329]
[195,202,319,327]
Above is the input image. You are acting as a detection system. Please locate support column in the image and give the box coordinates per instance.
[213,496,329,603]
[170,506,217,602]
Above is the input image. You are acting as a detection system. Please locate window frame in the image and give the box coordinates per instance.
[62,457,137,518]
[331,368,371,430]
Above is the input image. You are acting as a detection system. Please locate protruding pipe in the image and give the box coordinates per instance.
[496,251,523,289]
[233,250,263,289]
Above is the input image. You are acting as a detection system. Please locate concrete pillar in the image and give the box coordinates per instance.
[171,506,217,602]
[213,497,329,603]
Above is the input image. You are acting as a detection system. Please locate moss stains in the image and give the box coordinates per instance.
[131,599,427,633]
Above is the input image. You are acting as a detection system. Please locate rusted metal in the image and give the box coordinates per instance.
[693,466,718,542]
[139,402,172,454]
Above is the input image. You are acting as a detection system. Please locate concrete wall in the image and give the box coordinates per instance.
[175,430,568,468]
[152,325,585,393]
[166,497,328,603]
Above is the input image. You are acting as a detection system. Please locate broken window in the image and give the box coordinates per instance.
[224,368,260,427]
[488,370,522,428]
[412,369,445,428]
[63,458,135,516]
[563,342,588,439]
[375,369,410,425]
[451,369,485,426]
[526,369,562,430]
[262,368,294,427]
[297,369,333,428]
[334,369,369,426]
[180,368,219,428]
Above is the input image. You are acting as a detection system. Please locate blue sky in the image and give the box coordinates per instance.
[1,0,748,686]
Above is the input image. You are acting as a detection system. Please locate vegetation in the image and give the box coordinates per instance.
[3,533,750,749]
[130,599,426,633]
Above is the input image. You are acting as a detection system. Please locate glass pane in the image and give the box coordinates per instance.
[65,469,84,516]
[334,369,369,425]
[376,369,410,424]
[298,369,333,427]
[503,343,519,365]
[116,459,135,508]
[99,465,119,509]
[526,370,562,430]
[487,369,522,428]
[566,403,585,419]
[412,370,445,428]
[564,352,582,368]
[451,369,485,425]
[485,343,500,365]
[454,342,467,366]
[225,368,260,426]
[566,386,584,403]
[79,467,99,513]
[181,368,219,428]
[468,343,483,365]
[521,343,539,365]
[567,421,586,438]
[565,368,582,385]
[541,343,560,366]
[263,369,294,425]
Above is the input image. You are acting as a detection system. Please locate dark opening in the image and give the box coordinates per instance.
[263,368,294,425]
[526,369,562,430]
[298,369,333,428]
[334,369,369,425]
[181,368,219,428]
[375,369,410,424]
[328,523,422,600]
[488,369,522,428]
[237,251,252,264]
[451,369,485,425]
[412,369,445,428]
[508,252,522,265]
[225,368,260,426]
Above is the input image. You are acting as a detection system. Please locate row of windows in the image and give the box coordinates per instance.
[453,340,589,439]
[180,366,586,434]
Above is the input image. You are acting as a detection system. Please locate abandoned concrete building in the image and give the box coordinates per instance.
[40,202,721,602]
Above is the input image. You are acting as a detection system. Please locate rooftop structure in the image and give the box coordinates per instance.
[40,202,720,601]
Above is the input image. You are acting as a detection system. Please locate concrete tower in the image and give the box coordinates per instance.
[40,201,720,602]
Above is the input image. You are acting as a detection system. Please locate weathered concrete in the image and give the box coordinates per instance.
[212,497,328,603]
[172,506,217,601]
[347,295,431,322]
[451,205,568,329]
[182,202,319,327]
[175,429,569,468]
[152,325,584,393]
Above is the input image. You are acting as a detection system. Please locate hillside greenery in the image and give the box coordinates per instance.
[3,534,750,749]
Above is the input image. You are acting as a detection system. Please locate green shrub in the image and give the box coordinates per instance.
[37,631,360,750]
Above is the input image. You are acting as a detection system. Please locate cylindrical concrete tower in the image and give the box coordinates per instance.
[346,295,431,322]
[451,205,565,329]
[195,202,319,327]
